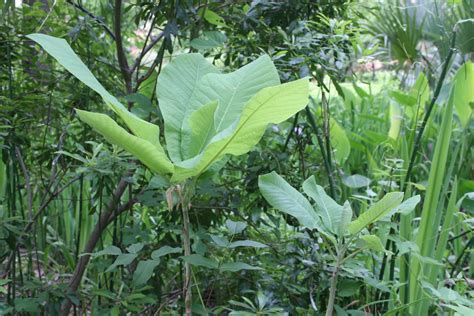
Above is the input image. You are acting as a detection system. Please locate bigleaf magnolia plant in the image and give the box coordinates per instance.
[258,172,419,316]
[28,33,309,314]
[27,34,309,184]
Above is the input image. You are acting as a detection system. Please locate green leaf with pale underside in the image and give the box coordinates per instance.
[179,54,280,158]
[303,176,352,235]
[172,79,309,182]
[258,171,319,229]
[187,101,218,157]
[156,54,219,162]
[27,34,165,153]
[76,110,173,175]
[348,192,404,234]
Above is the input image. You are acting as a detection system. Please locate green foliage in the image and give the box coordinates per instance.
[368,2,423,64]
[29,34,308,184]
[1,2,473,315]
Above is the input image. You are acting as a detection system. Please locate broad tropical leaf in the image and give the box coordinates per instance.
[172,79,309,182]
[187,101,218,158]
[386,195,420,217]
[156,54,219,162]
[348,192,404,234]
[258,172,320,230]
[76,110,173,175]
[27,34,164,152]
[303,176,352,235]
[180,55,280,158]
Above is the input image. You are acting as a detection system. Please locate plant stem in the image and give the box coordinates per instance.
[180,186,192,315]
[326,247,344,316]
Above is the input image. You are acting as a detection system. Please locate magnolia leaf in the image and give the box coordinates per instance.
[452,61,474,128]
[348,192,404,234]
[387,195,421,217]
[259,171,319,230]
[182,55,280,158]
[27,34,164,152]
[339,201,353,236]
[187,100,218,158]
[172,79,309,182]
[303,176,351,235]
[358,235,386,252]
[156,53,220,162]
[206,55,279,133]
[76,110,173,175]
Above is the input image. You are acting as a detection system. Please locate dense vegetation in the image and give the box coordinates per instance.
[0,1,473,315]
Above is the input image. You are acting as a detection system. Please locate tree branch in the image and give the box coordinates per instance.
[113,0,132,94]
[66,0,116,40]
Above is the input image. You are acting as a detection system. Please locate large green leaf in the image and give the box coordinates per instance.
[172,79,309,182]
[156,54,219,162]
[187,101,218,158]
[181,55,280,158]
[303,176,352,235]
[452,61,474,128]
[348,192,404,235]
[27,34,164,152]
[258,171,319,229]
[76,110,173,175]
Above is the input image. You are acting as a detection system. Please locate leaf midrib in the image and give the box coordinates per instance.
[196,88,283,177]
